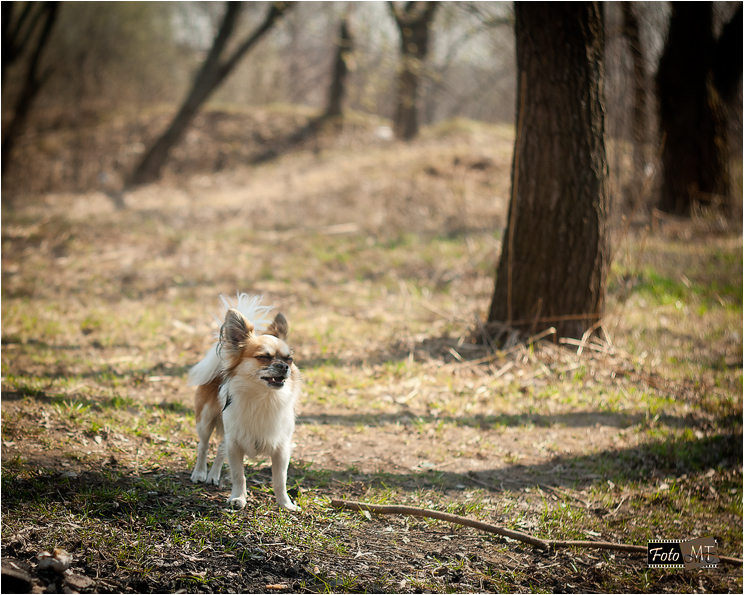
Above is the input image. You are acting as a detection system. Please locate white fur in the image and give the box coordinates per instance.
[216,293,274,333]
[220,363,299,511]
[186,345,222,388]
[189,294,301,512]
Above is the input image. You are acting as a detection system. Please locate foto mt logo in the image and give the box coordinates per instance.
[648,537,719,569]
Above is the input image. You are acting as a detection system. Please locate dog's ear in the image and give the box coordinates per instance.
[265,312,288,340]
[220,309,254,359]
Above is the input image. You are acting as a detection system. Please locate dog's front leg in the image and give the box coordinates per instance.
[271,445,298,511]
[226,442,248,509]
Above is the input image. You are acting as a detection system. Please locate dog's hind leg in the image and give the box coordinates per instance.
[190,414,215,483]
[206,438,226,485]
[191,383,221,483]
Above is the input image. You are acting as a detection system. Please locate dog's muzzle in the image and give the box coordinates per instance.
[262,361,289,389]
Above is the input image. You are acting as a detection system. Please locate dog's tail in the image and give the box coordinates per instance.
[187,344,222,386]
[187,293,275,386]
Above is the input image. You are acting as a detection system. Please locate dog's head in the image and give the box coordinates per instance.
[219,308,294,390]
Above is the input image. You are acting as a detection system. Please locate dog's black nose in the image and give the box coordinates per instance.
[275,361,289,374]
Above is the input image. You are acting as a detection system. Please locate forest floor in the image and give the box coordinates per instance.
[1,109,742,593]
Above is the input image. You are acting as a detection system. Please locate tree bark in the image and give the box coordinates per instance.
[655,2,729,216]
[1,1,60,178]
[389,1,439,140]
[128,1,292,187]
[324,14,353,119]
[487,2,609,342]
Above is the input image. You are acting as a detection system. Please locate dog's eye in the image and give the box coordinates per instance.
[257,354,272,361]
[285,356,293,364]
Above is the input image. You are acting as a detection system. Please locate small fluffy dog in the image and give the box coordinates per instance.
[188,294,301,511]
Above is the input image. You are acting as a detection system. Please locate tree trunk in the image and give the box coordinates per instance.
[389,1,439,140]
[655,2,728,216]
[487,2,609,342]
[711,4,743,105]
[324,14,353,119]
[621,0,648,212]
[1,1,59,178]
[128,1,291,187]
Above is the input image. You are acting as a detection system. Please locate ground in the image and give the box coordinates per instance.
[1,109,742,593]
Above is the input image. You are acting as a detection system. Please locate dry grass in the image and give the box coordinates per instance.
[2,113,742,593]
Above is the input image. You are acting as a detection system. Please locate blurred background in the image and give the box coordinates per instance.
[2,0,741,218]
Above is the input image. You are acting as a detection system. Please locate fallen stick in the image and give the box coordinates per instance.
[330,499,549,549]
[330,499,743,566]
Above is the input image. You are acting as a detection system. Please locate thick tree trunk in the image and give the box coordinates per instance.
[655,2,728,216]
[324,15,353,119]
[128,2,291,187]
[487,2,609,342]
[389,1,439,140]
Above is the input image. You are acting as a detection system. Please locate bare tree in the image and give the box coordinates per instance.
[388,1,439,140]
[129,1,293,187]
[621,0,649,211]
[324,11,354,119]
[487,2,609,342]
[655,2,742,216]
[1,1,60,177]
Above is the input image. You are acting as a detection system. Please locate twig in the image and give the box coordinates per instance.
[331,499,549,548]
[606,496,627,518]
[526,326,556,345]
[330,499,744,566]
[559,337,614,354]
[576,317,605,358]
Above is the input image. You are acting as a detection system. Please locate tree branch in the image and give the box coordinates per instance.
[330,499,743,566]
[330,499,549,548]
[217,1,293,82]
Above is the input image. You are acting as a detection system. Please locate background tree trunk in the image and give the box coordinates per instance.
[621,0,648,212]
[655,2,728,216]
[1,1,60,178]
[487,1,609,342]
[389,1,439,140]
[128,1,291,187]
[711,4,743,105]
[324,14,353,119]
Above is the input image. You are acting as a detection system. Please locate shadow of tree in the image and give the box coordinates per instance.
[3,432,740,515]
[297,410,700,431]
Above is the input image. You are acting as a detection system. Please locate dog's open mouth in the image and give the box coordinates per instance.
[262,376,286,388]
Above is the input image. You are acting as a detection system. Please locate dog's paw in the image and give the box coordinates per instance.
[206,473,221,486]
[190,469,207,483]
[227,496,247,510]
[276,497,299,512]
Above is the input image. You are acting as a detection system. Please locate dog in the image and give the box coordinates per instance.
[188,294,301,511]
